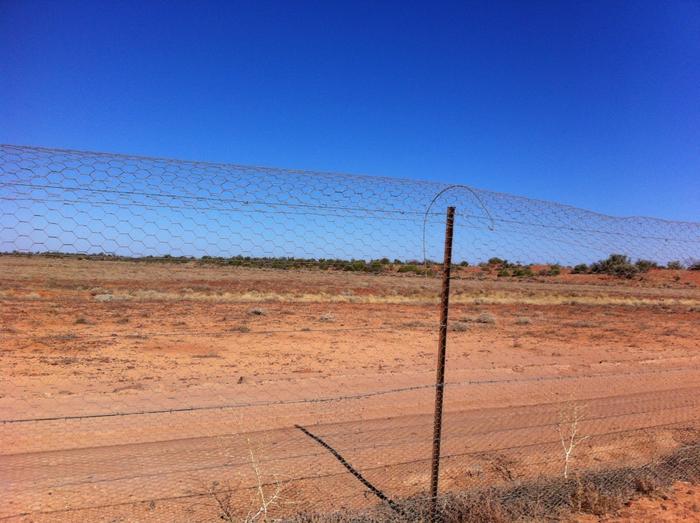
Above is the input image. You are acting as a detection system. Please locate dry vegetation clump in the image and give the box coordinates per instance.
[569,320,598,328]
[449,321,469,332]
[287,444,700,522]
[476,312,496,324]
[319,312,335,322]
[192,352,221,359]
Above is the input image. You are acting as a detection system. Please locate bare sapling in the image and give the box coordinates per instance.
[206,434,283,522]
[557,402,589,479]
[245,441,282,522]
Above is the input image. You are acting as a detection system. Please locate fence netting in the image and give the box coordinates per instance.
[1,144,699,522]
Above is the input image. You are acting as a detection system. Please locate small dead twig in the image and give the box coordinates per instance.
[246,440,282,522]
[557,402,589,479]
[205,436,282,522]
[207,481,236,521]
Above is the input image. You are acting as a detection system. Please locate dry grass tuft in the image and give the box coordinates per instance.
[449,321,469,332]
[74,286,700,308]
[476,312,496,324]
[569,320,598,328]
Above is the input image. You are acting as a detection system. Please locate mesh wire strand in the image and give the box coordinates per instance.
[1,144,699,522]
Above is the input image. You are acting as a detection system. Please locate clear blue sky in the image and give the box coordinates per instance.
[1,0,698,221]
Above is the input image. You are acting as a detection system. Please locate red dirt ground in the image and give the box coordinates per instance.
[1,257,699,521]
[574,482,700,522]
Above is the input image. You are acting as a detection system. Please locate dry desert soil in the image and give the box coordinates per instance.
[1,256,700,521]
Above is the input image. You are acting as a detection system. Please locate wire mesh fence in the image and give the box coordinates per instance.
[1,144,700,522]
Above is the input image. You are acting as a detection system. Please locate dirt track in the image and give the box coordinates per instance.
[2,257,700,521]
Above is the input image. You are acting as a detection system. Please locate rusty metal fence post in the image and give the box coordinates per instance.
[429,206,456,521]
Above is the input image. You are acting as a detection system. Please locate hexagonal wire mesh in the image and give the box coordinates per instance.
[1,143,700,522]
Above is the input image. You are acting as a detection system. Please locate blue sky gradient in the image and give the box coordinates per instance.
[1,0,699,220]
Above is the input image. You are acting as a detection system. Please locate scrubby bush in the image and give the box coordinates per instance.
[511,265,534,278]
[367,260,384,273]
[346,260,368,272]
[548,264,562,276]
[586,254,663,278]
[571,264,589,274]
[634,259,658,272]
[397,263,423,275]
[450,321,469,332]
[590,254,638,278]
[539,264,561,277]
[476,312,496,324]
[667,260,683,270]
[497,267,510,278]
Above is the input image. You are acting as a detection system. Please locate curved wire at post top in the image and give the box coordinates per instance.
[422,184,496,272]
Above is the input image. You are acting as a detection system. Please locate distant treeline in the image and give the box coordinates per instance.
[485,255,699,279]
[2,251,698,277]
[2,251,431,273]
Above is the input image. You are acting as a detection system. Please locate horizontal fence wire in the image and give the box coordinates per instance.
[1,143,700,522]
[2,143,700,265]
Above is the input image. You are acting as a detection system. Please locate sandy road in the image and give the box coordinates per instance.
[4,364,700,522]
